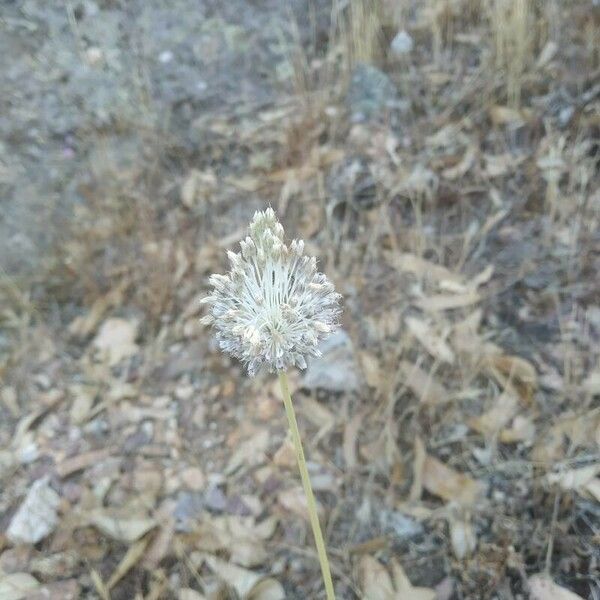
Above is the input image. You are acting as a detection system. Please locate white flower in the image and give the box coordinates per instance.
[201,208,341,376]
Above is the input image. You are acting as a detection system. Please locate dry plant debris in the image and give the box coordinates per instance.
[1,0,599,598]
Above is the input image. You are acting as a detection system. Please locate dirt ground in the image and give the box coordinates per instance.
[1,1,599,599]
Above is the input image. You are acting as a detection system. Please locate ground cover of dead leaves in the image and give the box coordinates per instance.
[1,4,600,599]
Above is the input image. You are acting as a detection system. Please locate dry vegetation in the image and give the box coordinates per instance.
[1,0,599,599]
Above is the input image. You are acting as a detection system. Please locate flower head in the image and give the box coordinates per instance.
[201,208,341,376]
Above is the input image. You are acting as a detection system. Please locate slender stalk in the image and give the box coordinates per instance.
[278,371,336,600]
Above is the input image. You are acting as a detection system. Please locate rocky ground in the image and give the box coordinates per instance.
[1,1,599,599]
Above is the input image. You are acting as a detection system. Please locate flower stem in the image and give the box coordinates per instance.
[278,371,336,600]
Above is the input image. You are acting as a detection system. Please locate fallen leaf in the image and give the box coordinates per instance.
[226,430,269,475]
[406,316,455,364]
[107,535,151,589]
[7,477,60,545]
[448,512,477,559]
[68,283,127,338]
[277,486,313,521]
[442,144,477,180]
[546,464,600,500]
[300,397,336,442]
[410,436,426,501]
[387,253,463,284]
[468,393,518,439]
[177,588,206,600]
[391,559,436,600]
[179,590,206,600]
[528,574,585,600]
[206,556,284,599]
[92,318,139,366]
[422,455,484,506]
[57,448,111,478]
[246,578,285,600]
[359,555,395,600]
[343,411,363,470]
[400,361,447,405]
[88,509,156,543]
[27,580,79,600]
[417,290,481,311]
[0,573,40,600]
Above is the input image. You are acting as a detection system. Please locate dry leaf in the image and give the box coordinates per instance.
[359,556,436,600]
[391,559,436,600]
[27,580,79,600]
[343,411,363,470]
[68,283,127,338]
[359,351,381,388]
[359,555,395,600]
[410,436,427,501]
[179,590,206,600]
[300,397,336,442]
[57,448,111,478]
[92,318,139,366]
[0,573,40,600]
[246,578,285,600]
[417,290,480,312]
[400,361,447,405]
[206,556,284,599]
[546,464,600,501]
[528,574,585,600]
[226,430,269,475]
[388,253,463,284]
[442,144,477,180]
[107,535,151,589]
[88,509,157,543]
[448,512,477,559]
[405,316,455,364]
[422,455,484,506]
[468,393,518,439]
[277,486,313,521]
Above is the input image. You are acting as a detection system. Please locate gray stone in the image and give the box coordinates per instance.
[380,510,424,541]
[346,63,397,122]
[302,329,360,393]
[390,30,414,56]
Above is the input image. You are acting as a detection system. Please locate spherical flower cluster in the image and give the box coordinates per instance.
[201,208,341,376]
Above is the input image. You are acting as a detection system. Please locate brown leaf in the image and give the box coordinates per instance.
[92,318,139,366]
[0,573,40,600]
[468,393,518,439]
[343,411,363,470]
[359,555,395,600]
[417,290,481,312]
[406,316,455,364]
[400,361,447,405]
[107,535,151,589]
[410,436,426,501]
[528,575,585,600]
[88,509,156,543]
[422,455,484,506]
[391,559,436,600]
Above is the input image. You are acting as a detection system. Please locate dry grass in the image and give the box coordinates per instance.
[2,1,599,598]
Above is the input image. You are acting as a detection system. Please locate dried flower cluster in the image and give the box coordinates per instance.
[201,208,341,375]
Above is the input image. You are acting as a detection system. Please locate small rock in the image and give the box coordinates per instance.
[390,30,414,55]
[302,329,360,393]
[180,466,205,491]
[559,105,575,128]
[7,478,60,545]
[173,491,204,532]
[346,63,397,122]
[204,486,228,513]
[380,510,424,541]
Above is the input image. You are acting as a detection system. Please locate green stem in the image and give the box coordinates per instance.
[278,371,336,600]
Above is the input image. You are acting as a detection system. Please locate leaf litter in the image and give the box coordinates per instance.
[1,1,599,598]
